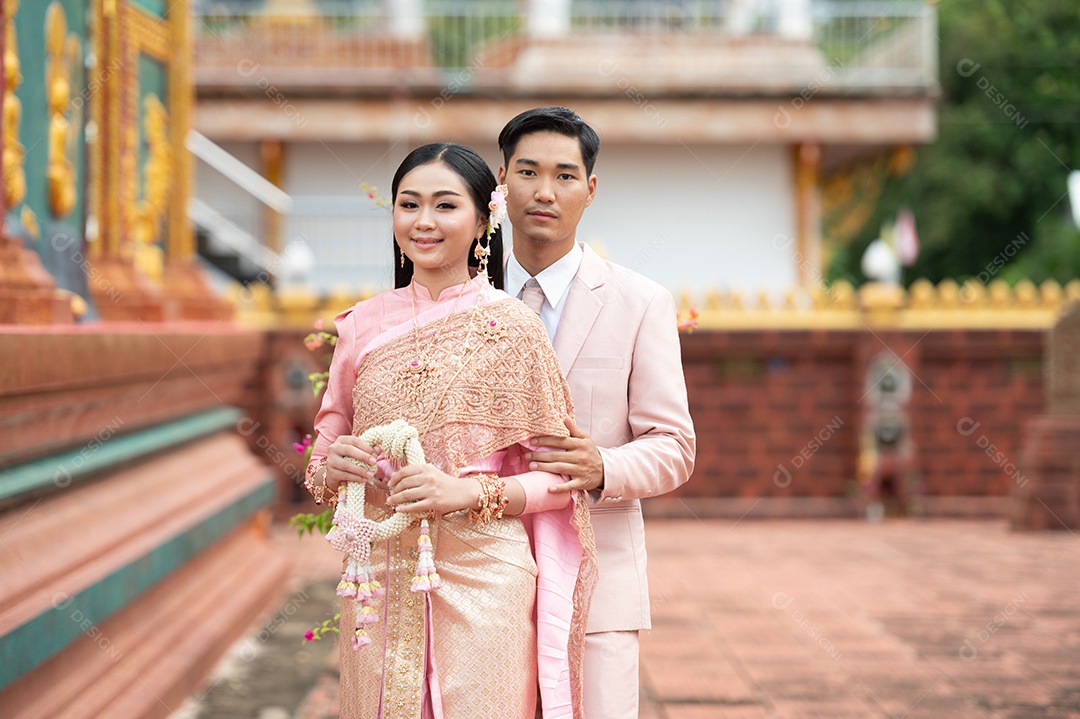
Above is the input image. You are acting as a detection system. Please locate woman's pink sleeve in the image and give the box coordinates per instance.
[457,443,571,515]
[308,313,356,472]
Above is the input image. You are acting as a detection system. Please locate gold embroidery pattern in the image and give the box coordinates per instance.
[354,299,574,471]
[336,297,597,719]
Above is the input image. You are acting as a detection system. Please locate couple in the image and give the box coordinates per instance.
[305,107,696,718]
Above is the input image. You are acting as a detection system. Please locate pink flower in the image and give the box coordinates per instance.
[304,336,323,351]
[677,306,700,334]
[487,185,508,237]
[304,630,315,642]
[314,318,324,331]
[293,436,312,454]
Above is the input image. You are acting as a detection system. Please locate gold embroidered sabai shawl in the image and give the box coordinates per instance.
[340,297,597,719]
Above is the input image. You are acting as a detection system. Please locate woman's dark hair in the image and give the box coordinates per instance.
[498,106,600,176]
[391,143,504,290]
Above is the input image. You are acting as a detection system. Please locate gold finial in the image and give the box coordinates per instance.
[908,278,934,309]
[987,279,1010,309]
[1040,280,1063,308]
[829,280,856,310]
[1014,279,1038,309]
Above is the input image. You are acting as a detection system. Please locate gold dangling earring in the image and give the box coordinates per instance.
[473,234,491,280]
[400,250,405,269]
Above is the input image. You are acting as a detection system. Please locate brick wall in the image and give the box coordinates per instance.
[673,328,1044,516]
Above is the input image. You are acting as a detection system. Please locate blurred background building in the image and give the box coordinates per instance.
[190,0,940,294]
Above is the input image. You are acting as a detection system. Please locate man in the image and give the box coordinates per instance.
[499,106,696,718]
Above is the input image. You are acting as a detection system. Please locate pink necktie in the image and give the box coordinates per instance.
[522,278,545,316]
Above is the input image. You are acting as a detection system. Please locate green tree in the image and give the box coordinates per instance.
[826,0,1080,286]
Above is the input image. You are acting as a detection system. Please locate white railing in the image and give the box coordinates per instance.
[193,0,938,93]
[287,196,393,292]
[189,130,392,290]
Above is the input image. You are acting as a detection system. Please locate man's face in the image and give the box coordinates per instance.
[499,131,596,248]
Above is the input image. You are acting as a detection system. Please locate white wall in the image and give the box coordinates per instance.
[545,142,798,295]
[282,141,402,292]
[198,140,800,296]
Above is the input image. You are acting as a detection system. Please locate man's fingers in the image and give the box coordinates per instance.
[531,435,576,450]
[529,460,574,475]
[528,450,578,464]
[389,465,423,482]
[547,479,587,493]
[564,417,588,439]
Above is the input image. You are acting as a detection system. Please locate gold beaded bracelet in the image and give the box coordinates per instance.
[305,461,337,506]
[469,473,508,526]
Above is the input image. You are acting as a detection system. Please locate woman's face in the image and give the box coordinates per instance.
[394,162,485,284]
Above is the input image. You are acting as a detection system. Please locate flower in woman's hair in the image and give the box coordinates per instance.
[487,184,508,237]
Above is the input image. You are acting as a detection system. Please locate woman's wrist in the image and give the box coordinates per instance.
[468,473,508,525]
[462,475,484,511]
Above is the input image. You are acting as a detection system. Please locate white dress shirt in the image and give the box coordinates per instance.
[505,243,584,342]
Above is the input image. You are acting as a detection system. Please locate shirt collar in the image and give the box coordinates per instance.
[505,243,583,307]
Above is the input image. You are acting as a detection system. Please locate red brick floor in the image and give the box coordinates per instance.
[269,519,1080,718]
[638,518,1080,719]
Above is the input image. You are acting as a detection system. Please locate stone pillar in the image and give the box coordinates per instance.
[1012,304,1080,530]
[793,142,822,287]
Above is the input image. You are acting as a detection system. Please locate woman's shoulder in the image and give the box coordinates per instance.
[332,289,400,336]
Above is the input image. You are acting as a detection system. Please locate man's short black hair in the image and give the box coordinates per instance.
[498,106,600,176]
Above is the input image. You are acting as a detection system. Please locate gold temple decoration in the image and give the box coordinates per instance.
[46,2,81,218]
[2,0,26,210]
[128,4,170,62]
[20,206,39,239]
[676,279,1080,331]
[120,2,139,262]
[168,3,196,260]
[133,94,172,283]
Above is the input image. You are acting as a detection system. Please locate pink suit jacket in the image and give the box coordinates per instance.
[552,243,696,633]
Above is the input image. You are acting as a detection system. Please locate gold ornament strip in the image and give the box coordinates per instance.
[3,0,27,210]
[46,1,80,218]
[127,3,169,63]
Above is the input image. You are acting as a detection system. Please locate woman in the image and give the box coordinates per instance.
[305,143,596,719]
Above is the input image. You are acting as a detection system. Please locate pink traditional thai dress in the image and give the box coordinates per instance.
[307,276,597,719]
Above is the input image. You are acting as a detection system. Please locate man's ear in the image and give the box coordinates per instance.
[585,174,597,208]
[497,166,507,184]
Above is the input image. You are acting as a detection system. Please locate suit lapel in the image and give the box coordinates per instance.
[554,244,606,374]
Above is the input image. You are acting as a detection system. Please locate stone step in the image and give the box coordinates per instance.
[0,432,278,688]
[0,520,288,719]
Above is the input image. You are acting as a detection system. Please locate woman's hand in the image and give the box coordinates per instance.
[386,464,481,515]
[325,436,379,493]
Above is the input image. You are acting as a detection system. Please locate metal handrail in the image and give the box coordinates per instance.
[187,131,293,214]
